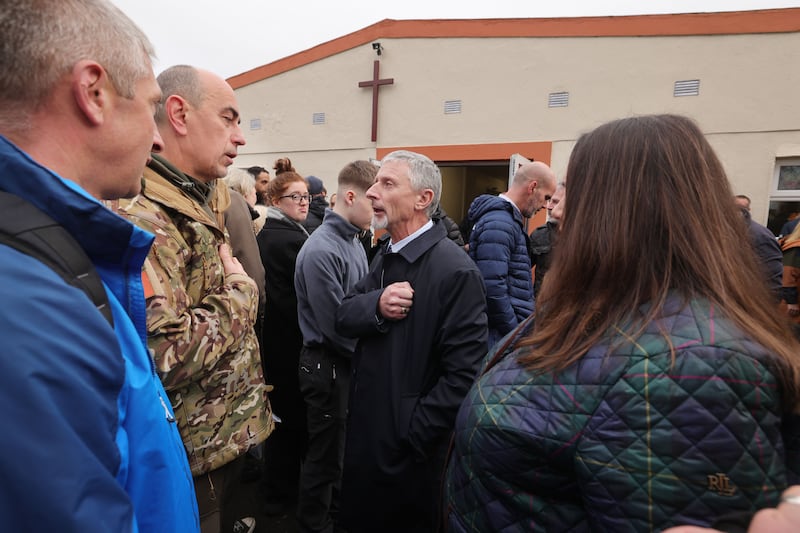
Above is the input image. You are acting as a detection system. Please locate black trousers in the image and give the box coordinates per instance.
[194,454,247,533]
[262,338,307,507]
[296,346,350,533]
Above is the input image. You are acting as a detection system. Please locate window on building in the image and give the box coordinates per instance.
[767,158,800,236]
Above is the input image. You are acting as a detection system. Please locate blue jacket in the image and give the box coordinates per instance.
[467,194,534,346]
[446,295,800,532]
[0,136,199,532]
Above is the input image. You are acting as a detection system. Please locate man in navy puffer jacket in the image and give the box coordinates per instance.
[467,162,555,346]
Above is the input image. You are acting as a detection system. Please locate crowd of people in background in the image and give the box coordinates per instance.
[3,2,800,533]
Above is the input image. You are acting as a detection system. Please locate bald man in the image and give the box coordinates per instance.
[467,161,556,346]
[113,65,273,533]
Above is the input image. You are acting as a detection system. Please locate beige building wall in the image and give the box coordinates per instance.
[232,12,800,224]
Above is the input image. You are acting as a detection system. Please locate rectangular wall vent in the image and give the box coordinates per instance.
[249,118,262,130]
[674,79,700,97]
[312,112,326,125]
[444,100,462,114]
[548,92,569,108]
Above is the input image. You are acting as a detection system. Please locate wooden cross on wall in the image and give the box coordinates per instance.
[358,60,394,142]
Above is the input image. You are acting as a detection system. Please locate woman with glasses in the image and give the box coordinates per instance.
[256,157,310,516]
[445,115,800,532]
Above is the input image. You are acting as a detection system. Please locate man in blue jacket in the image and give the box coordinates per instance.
[468,161,556,346]
[0,1,199,531]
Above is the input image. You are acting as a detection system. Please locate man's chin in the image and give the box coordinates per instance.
[101,180,142,200]
[372,216,388,230]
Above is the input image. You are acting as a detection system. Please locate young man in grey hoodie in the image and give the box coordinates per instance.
[294,160,377,533]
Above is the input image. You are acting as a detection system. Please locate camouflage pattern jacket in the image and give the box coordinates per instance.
[114,155,273,475]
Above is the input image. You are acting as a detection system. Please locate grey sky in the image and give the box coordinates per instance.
[112,0,799,79]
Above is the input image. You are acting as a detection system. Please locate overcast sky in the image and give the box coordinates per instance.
[112,0,799,79]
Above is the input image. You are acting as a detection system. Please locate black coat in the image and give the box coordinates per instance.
[742,209,782,299]
[302,197,328,234]
[529,220,557,298]
[335,220,488,532]
[257,214,308,428]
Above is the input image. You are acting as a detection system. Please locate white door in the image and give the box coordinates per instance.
[508,153,530,190]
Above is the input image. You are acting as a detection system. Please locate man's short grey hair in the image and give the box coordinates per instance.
[381,150,442,218]
[0,0,155,129]
[223,167,256,197]
[155,65,204,125]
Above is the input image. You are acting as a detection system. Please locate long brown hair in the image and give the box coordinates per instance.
[519,114,800,402]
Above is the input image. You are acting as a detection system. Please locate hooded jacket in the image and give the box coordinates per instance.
[467,194,534,346]
[303,195,329,234]
[0,136,199,532]
[114,154,273,476]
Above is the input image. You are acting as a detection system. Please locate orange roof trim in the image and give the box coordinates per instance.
[228,9,800,88]
[377,142,552,165]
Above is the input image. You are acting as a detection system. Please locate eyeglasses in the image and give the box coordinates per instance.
[279,193,310,203]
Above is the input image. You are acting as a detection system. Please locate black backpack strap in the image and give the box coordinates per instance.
[0,191,113,326]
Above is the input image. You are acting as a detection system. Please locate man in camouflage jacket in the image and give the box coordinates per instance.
[114,65,273,533]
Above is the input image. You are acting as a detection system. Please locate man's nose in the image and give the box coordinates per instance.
[232,124,246,146]
[151,128,165,153]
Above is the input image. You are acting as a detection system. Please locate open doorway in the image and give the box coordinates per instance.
[376,141,553,239]
[438,161,548,239]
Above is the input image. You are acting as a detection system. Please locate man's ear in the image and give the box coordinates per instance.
[72,60,109,126]
[529,179,539,194]
[163,94,189,136]
[415,189,434,212]
[344,189,356,206]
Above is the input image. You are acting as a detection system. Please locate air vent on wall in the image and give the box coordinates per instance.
[312,112,326,125]
[674,79,700,97]
[548,92,569,108]
[444,100,462,114]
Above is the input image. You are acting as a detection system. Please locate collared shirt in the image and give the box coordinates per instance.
[388,219,433,254]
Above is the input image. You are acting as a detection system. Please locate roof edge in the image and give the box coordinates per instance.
[228,9,800,89]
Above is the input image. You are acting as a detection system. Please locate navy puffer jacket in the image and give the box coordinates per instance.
[467,194,534,346]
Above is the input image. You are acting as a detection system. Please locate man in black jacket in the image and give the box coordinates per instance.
[529,180,565,297]
[735,194,782,299]
[335,150,488,532]
[303,175,329,233]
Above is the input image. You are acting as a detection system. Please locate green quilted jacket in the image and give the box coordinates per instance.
[446,296,800,532]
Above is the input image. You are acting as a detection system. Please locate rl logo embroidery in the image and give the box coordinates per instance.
[707,473,737,496]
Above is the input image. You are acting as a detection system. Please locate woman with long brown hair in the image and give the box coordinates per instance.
[445,115,800,532]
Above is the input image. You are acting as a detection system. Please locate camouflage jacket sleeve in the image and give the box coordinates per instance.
[134,204,258,391]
